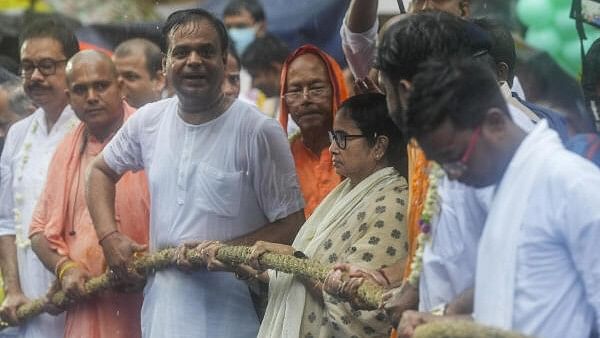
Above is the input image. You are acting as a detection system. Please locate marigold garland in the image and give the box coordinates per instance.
[0,245,384,330]
[407,163,444,286]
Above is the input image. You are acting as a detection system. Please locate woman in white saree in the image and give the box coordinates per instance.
[241,93,409,338]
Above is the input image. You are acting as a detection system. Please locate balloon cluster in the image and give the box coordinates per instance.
[518,0,600,76]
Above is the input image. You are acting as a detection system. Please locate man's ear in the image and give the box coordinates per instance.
[153,70,166,93]
[496,62,510,84]
[256,21,267,37]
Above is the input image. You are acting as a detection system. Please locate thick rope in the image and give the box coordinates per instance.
[413,320,531,338]
[0,245,383,330]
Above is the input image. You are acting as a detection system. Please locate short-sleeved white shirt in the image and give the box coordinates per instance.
[102,97,304,337]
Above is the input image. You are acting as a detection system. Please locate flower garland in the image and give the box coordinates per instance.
[13,116,78,249]
[13,121,39,249]
[407,163,444,286]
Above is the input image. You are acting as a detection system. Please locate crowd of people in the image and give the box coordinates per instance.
[0,0,599,338]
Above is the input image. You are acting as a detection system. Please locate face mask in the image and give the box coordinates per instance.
[229,27,257,56]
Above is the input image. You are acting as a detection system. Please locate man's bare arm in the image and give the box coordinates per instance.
[346,0,379,33]
[86,154,121,240]
[228,210,305,246]
[0,236,22,296]
[86,155,145,283]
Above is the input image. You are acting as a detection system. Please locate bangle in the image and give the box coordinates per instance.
[58,261,79,282]
[98,230,119,245]
[54,256,70,277]
[376,267,392,286]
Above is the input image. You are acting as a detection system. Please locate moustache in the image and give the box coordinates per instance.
[26,82,50,92]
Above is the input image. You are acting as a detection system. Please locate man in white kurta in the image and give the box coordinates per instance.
[406,59,600,337]
[0,18,80,338]
[86,9,304,338]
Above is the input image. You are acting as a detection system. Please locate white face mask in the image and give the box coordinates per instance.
[228,27,257,56]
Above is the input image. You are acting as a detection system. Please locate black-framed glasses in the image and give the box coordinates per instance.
[20,58,67,77]
[283,85,331,104]
[328,130,369,150]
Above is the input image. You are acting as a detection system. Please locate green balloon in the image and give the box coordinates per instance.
[517,0,555,28]
[562,39,583,71]
[525,28,562,56]
[548,0,570,7]
[555,6,577,39]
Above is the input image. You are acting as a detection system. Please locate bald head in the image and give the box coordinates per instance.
[66,50,118,85]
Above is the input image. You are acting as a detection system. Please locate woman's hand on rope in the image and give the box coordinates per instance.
[247,241,294,271]
[99,232,147,285]
[323,265,371,309]
[323,263,391,309]
[0,290,30,325]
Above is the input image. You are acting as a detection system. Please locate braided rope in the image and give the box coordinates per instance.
[0,245,383,330]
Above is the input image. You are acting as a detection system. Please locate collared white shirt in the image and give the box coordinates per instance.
[102,97,304,338]
[0,105,78,338]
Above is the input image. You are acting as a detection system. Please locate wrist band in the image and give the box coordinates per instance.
[54,256,70,277]
[98,230,119,245]
[58,261,79,282]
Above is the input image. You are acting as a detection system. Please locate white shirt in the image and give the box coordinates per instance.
[102,97,304,338]
[0,105,77,338]
[419,104,535,311]
[340,17,378,80]
[476,123,600,337]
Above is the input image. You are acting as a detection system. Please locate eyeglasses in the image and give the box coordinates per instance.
[20,58,67,77]
[441,127,481,179]
[283,85,331,104]
[328,130,370,150]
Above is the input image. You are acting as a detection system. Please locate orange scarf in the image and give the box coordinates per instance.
[278,44,349,133]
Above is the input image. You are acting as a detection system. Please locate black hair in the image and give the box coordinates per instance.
[1,77,33,117]
[223,0,265,23]
[19,17,80,60]
[114,38,164,79]
[472,17,516,86]
[162,9,229,54]
[0,66,17,84]
[241,33,289,72]
[338,93,407,173]
[406,58,508,140]
[227,42,241,70]
[376,11,488,82]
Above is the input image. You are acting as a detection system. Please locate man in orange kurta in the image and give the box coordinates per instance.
[29,51,149,338]
[278,45,349,218]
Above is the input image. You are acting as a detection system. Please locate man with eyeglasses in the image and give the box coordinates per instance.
[0,18,79,338]
[278,44,349,218]
[399,57,600,338]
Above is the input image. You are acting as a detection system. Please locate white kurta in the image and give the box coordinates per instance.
[103,97,304,338]
[0,106,78,338]
[419,104,535,311]
[475,121,600,337]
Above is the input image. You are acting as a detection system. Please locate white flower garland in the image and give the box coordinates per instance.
[407,163,444,286]
[13,121,39,249]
